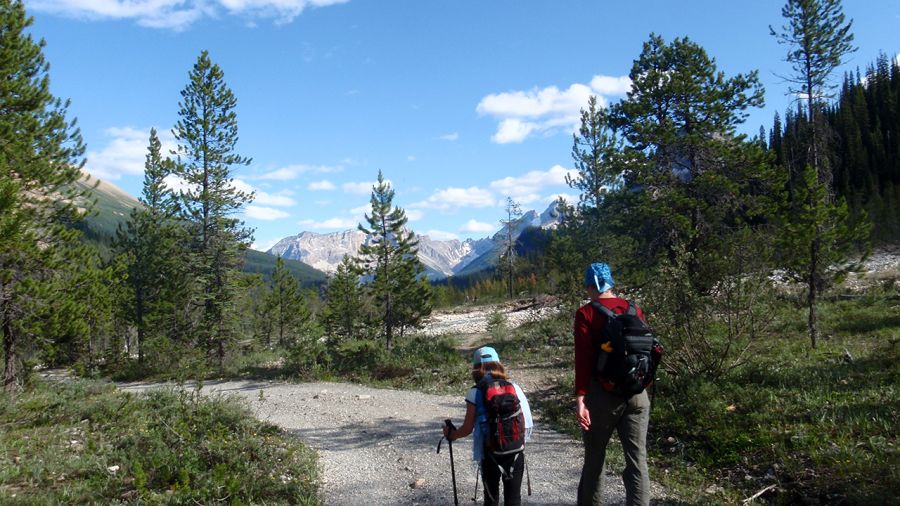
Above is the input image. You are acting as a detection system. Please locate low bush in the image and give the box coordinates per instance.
[0,379,320,505]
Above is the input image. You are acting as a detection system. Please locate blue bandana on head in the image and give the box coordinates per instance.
[584,263,615,293]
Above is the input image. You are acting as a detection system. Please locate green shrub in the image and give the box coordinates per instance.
[0,379,320,505]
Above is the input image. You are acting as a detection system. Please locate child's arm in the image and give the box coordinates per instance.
[443,402,476,441]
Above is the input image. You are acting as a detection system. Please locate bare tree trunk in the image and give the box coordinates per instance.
[808,234,820,348]
[3,311,17,393]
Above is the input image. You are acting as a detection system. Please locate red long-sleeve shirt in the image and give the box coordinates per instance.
[573,297,646,396]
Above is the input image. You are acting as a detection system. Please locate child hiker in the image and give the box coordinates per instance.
[442,346,534,506]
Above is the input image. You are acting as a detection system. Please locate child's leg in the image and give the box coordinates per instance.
[501,453,524,506]
[481,458,501,506]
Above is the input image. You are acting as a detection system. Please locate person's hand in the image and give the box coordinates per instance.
[442,424,452,440]
[576,396,591,431]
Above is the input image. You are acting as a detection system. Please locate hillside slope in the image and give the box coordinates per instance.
[74,173,327,286]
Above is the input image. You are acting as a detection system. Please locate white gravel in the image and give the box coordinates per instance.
[417,304,561,337]
[121,379,654,505]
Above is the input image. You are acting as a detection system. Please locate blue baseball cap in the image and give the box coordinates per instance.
[584,263,615,293]
[473,346,500,365]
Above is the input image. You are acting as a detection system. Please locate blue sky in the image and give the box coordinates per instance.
[25,0,899,251]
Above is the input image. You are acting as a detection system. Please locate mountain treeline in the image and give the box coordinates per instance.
[767,52,900,242]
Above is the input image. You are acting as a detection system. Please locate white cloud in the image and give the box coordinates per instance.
[163,174,191,194]
[255,164,342,181]
[544,193,579,205]
[84,127,176,180]
[489,164,576,200]
[28,0,349,30]
[589,75,632,95]
[424,230,459,241]
[231,178,295,206]
[163,175,294,208]
[459,219,495,233]
[405,209,424,221]
[308,180,336,191]
[350,203,372,216]
[412,186,496,210]
[477,74,631,143]
[251,237,281,252]
[492,119,541,144]
[439,132,459,141]
[299,217,359,229]
[245,205,289,220]
[341,180,391,195]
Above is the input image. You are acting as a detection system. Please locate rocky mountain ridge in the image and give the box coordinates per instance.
[267,201,563,278]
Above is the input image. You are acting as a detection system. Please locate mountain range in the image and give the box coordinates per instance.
[268,201,563,279]
[70,173,563,283]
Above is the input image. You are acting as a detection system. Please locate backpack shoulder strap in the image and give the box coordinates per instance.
[590,300,618,320]
[626,301,637,316]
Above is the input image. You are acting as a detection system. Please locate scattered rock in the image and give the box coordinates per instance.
[107,465,120,474]
[704,484,724,494]
[410,478,426,489]
[356,394,371,400]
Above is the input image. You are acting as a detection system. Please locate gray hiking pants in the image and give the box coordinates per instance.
[577,381,650,506]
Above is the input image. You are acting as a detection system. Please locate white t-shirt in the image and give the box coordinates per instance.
[465,381,534,462]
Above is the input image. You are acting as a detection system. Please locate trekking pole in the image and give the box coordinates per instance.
[525,453,532,496]
[436,419,459,506]
[472,463,480,502]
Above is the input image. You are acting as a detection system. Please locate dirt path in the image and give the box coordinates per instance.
[119,300,670,505]
[121,379,661,505]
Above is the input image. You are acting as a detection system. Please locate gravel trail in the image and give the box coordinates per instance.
[121,379,655,505]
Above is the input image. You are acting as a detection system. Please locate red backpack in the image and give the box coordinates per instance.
[476,376,526,455]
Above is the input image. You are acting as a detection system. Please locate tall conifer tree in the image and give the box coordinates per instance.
[355,171,429,349]
[770,0,867,347]
[173,50,254,366]
[115,129,188,364]
[0,0,87,391]
[499,197,522,299]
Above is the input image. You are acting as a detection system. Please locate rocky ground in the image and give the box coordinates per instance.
[121,379,664,506]
[119,293,666,506]
[417,296,562,337]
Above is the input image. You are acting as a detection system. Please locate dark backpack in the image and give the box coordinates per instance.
[591,301,663,397]
[476,376,526,456]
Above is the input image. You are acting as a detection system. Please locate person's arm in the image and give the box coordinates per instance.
[443,402,476,441]
[574,307,595,430]
[574,308,594,398]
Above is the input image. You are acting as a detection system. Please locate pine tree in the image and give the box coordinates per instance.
[115,129,188,364]
[322,257,364,341]
[268,256,310,348]
[498,197,522,299]
[583,34,781,379]
[608,34,774,292]
[770,0,866,347]
[771,0,856,179]
[173,50,254,366]
[355,171,429,349]
[564,96,632,281]
[0,0,87,391]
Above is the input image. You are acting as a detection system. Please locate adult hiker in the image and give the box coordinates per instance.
[574,262,652,506]
[442,346,534,506]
